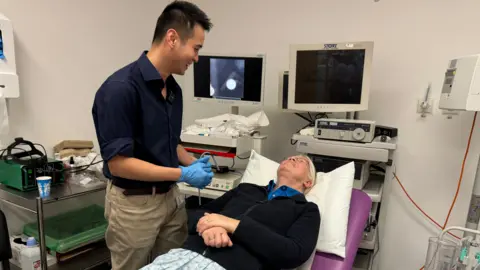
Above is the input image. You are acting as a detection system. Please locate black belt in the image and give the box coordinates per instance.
[111,179,174,196]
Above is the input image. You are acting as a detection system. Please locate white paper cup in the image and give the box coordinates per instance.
[36,176,51,198]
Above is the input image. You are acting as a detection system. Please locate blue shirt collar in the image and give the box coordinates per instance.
[266,179,276,193]
[266,180,301,200]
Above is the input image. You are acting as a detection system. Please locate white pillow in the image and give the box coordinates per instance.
[306,163,354,258]
[241,150,279,185]
[240,150,355,263]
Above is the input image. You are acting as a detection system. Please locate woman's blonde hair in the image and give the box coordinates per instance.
[301,155,316,194]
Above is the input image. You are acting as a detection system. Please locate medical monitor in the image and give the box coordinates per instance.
[193,53,265,106]
[287,41,373,112]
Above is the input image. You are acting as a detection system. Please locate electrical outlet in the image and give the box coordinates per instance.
[417,99,434,116]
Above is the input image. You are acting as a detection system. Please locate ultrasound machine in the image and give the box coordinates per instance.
[179,53,267,200]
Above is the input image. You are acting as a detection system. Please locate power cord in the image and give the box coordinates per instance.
[400,111,477,270]
[370,164,386,174]
[291,113,315,145]
[441,111,477,230]
[41,144,102,174]
[0,147,29,159]
[294,113,313,123]
[371,222,380,265]
[315,113,328,119]
[0,140,104,174]
[290,112,330,145]
[231,154,254,168]
[67,155,103,174]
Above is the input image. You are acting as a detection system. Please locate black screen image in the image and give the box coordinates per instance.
[194,55,263,103]
[294,49,365,104]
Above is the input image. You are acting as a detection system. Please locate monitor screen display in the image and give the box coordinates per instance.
[194,55,263,103]
[294,49,366,105]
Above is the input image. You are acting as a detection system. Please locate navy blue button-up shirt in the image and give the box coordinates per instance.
[92,52,183,189]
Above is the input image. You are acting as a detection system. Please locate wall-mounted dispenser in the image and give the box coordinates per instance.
[0,13,19,98]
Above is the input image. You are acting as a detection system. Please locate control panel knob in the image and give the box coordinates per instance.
[352,128,366,141]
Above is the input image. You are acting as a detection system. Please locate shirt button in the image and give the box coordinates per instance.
[273,195,276,197]
[281,186,287,191]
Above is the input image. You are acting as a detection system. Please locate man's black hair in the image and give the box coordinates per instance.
[152,1,212,43]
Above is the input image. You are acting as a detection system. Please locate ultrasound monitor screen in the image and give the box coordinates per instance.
[294,49,365,104]
[210,58,245,99]
[194,55,263,102]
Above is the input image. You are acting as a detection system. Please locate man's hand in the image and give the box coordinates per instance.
[201,227,233,248]
[191,156,213,169]
[178,162,213,188]
[197,213,240,234]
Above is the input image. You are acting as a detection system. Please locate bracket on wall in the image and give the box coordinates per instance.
[418,83,434,118]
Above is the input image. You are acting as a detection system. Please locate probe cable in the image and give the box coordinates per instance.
[197,152,219,206]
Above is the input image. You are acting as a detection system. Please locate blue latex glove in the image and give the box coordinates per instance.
[179,162,214,188]
[191,156,213,172]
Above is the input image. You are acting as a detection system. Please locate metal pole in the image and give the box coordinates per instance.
[465,155,480,239]
[36,197,47,270]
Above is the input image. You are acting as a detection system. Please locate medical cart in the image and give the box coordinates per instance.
[0,178,109,270]
[292,134,397,270]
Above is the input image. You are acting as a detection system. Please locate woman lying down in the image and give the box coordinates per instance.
[141,155,321,270]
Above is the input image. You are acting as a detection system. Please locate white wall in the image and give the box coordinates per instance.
[1,0,480,269]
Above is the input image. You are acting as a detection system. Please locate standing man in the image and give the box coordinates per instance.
[92,1,213,269]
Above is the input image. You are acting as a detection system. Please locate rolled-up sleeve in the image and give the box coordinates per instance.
[93,81,136,162]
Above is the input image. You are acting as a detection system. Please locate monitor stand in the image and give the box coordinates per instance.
[346,111,359,120]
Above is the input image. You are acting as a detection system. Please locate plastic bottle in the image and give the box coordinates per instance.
[20,237,41,270]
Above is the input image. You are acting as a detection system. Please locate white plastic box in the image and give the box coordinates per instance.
[439,54,480,111]
[0,13,19,98]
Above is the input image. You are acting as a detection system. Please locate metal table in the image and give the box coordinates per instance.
[0,179,108,270]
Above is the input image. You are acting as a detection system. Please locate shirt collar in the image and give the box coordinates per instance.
[137,51,163,82]
[266,180,276,193]
[137,51,181,95]
[265,179,307,203]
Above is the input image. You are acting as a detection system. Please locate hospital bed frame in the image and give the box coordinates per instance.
[311,189,372,270]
